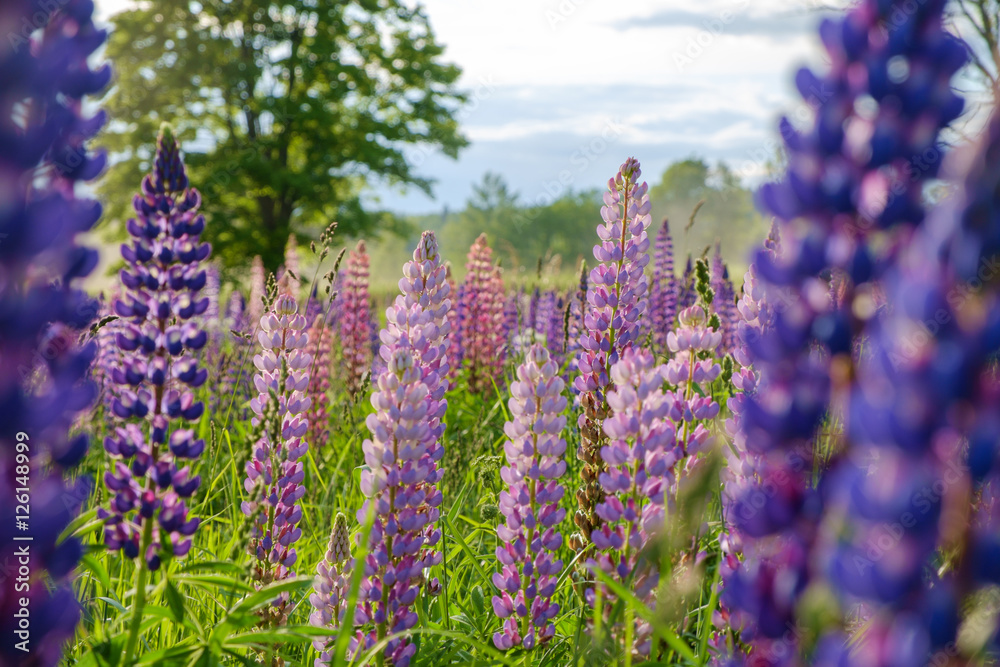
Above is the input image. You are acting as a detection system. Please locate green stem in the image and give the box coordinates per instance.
[121,511,154,665]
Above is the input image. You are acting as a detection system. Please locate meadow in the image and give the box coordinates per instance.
[4,0,1000,666]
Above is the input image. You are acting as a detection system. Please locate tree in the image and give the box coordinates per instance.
[99,0,468,272]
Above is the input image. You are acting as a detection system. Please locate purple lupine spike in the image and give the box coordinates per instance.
[665,304,722,453]
[491,344,568,651]
[709,246,738,355]
[352,349,436,667]
[340,241,373,395]
[352,231,451,665]
[809,112,1000,666]
[726,0,968,660]
[101,125,209,571]
[311,513,354,666]
[460,234,507,394]
[677,256,696,309]
[92,293,126,414]
[650,218,677,351]
[587,346,675,658]
[564,260,588,384]
[571,157,651,550]
[545,292,567,363]
[242,294,311,626]
[0,1,109,660]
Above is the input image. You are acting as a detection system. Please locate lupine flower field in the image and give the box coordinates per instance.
[3,0,1000,665]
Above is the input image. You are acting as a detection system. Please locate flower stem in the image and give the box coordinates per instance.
[122,512,153,665]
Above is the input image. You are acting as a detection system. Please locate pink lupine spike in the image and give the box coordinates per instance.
[340,241,373,395]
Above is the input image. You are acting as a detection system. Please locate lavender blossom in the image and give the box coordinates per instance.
[572,158,651,549]
[588,346,675,658]
[311,513,354,665]
[103,125,209,570]
[492,345,567,651]
[352,231,451,666]
[649,218,677,351]
[242,294,311,626]
[0,2,109,660]
[727,0,968,660]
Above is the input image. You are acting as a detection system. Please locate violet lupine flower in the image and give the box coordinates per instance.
[0,1,109,660]
[353,349,437,667]
[92,294,126,414]
[571,158,651,550]
[649,218,677,351]
[677,257,696,309]
[460,234,507,394]
[665,304,721,456]
[242,294,311,626]
[710,245,737,354]
[726,0,968,661]
[809,112,1000,666]
[587,347,675,658]
[311,513,354,666]
[445,267,463,380]
[102,125,209,570]
[492,344,567,651]
[340,241,373,396]
[352,231,451,666]
[249,255,266,330]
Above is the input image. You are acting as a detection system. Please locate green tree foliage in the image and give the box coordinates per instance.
[99,0,467,272]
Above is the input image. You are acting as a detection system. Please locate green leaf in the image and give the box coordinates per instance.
[165,579,186,624]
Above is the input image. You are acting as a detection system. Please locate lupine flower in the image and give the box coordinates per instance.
[311,513,354,666]
[727,0,968,661]
[649,218,677,351]
[665,304,721,455]
[445,266,463,380]
[340,241,373,396]
[249,255,266,330]
[710,244,737,354]
[565,260,589,381]
[353,350,438,667]
[305,311,334,448]
[352,231,451,666]
[572,158,651,549]
[460,234,507,394]
[588,347,675,658]
[0,2,109,660]
[492,344,567,651]
[278,233,301,297]
[243,294,311,626]
[808,110,1000,666]
[102,125,209,571]
[677,257,696,309]
[92,294,126,414]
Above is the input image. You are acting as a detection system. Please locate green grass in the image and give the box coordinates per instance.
[63,337,734,667]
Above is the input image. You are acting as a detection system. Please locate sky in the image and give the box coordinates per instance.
[94,0,836,215]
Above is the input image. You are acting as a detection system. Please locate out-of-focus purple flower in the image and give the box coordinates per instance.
[242,294,311,625]
[587,346,675,658]
[727,0,968,661]
[710,244,738,355]
[678,257,696,309]
[311,513,354,666]
[340,241,373,396]
[278,233,301,298]
[572,158,651,549]
[102,125,209,571]
[460,234,506,394]
[248,255,266,330]
[650,218,677,351]
[491,345,567,651]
